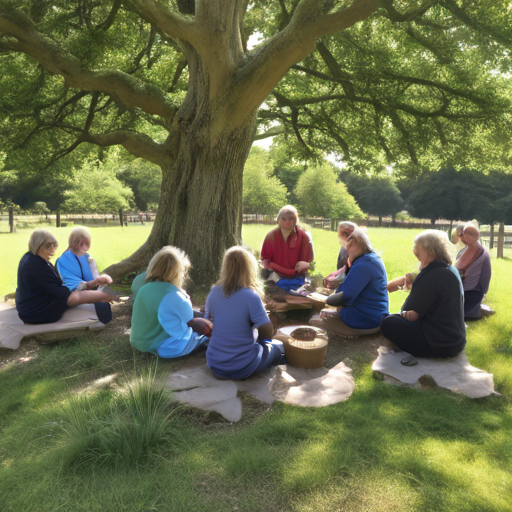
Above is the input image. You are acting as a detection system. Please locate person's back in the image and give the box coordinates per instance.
[205,285,267,377]
[130,281,176,353]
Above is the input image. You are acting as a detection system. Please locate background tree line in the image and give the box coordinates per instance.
[243,145,512,229]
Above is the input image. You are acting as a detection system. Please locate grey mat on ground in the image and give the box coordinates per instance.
[269,362,355,406]
[372,348,496,398]
[165,349,356,421]
[0,303,104,350]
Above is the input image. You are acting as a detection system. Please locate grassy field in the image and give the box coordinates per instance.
[0,225,511,511]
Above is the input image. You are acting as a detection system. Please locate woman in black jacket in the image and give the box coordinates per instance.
[380,230,466,362]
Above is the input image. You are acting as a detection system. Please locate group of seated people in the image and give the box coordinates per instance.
[15,227,117,325]
[13,206,492,377]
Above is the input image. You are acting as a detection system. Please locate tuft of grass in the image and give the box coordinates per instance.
[51,365,178,469]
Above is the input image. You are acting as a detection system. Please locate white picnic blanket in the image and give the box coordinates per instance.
[0,303,104,350]
[372,348,496,398]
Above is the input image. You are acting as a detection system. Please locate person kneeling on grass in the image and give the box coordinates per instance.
[205,246,285,380]
[380,230,466,366]
[130,246,211,358]
[16,229,117,325]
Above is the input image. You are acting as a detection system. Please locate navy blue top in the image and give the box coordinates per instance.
[15,252,71,321]
[337,251,389,329]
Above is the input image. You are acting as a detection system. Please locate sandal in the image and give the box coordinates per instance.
[401,355,418,366]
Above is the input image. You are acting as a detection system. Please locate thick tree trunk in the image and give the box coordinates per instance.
[497,221,505,259]
[104,104,255,291]
[378,215,382,227]
[489,223,494,250]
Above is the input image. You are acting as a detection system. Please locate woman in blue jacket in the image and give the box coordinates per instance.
[315,229,389,335]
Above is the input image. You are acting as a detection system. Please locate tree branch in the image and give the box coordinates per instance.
[441,0,512,49]
[82,130,169,166]
[0,8,177,125]
[381,0,438,23]
[97,0,123,30]
[307,0,381,38]
[122,0,197,44]
[254,125,286,140]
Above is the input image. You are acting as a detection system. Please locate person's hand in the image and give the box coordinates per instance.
[295,261,310,274]
[96,274,113,286]
[101,291,120,303]
[261,259,272,270]
[187,317,213,336]
[404,273,415,289]
[400,310,419,322]
[387,276,406,292]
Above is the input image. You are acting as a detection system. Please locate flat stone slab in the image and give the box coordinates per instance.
[372,348,496,398]
[269,362,355,406]
[165,358,242,422]
[0,303,104,350]
[165,354,356,421]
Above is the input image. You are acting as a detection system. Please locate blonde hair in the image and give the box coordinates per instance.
[414,230,452,266]
[146,246,191,289]
[217,246,264,298]
[28,229,57,255]
[68,226,91,250]
[338,221,357,239]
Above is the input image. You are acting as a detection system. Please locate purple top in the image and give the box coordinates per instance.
[457,246,491,294]
[204,286,270,379]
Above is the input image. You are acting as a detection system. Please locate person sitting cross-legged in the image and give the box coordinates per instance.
[455,223,492,319]
[313,229,389,336]
[380,230,466,365]
[56,226,114,324]
[260,205,314,292]
[205,246,285,380]
[130,246,211,358]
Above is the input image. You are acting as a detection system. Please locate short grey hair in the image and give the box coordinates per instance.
[68,226,91,249]
[338,221,357,238]
[348,228,373,254]
[28,229,57,255]
[414,230,452,265]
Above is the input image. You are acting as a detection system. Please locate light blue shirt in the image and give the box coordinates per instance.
[56,250,94,291]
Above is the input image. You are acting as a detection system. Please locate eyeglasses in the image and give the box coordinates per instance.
[280,216,296,222]
[44,242,58,249]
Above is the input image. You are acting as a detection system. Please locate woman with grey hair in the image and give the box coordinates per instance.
[16,229,116,324]
[315,228,389,335]
[380,229,466,365]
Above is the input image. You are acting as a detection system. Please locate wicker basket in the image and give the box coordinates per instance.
[280,326,328,369]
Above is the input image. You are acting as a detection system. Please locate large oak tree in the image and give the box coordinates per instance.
[1,0,511,288]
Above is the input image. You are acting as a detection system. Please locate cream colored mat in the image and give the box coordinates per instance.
[372,348,496,398]
[0,303,104,350]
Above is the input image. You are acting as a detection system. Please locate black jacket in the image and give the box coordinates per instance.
[15,252,71,322]
[402,261,466,357]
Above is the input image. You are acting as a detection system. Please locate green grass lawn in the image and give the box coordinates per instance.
[0,225,511,511]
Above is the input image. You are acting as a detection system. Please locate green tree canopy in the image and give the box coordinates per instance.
[1,1,512,285]
[295,163,363,219]
[341,173,404,222]
[117,158,162,211]
[63,160,133,214]
[243,147,288,215]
